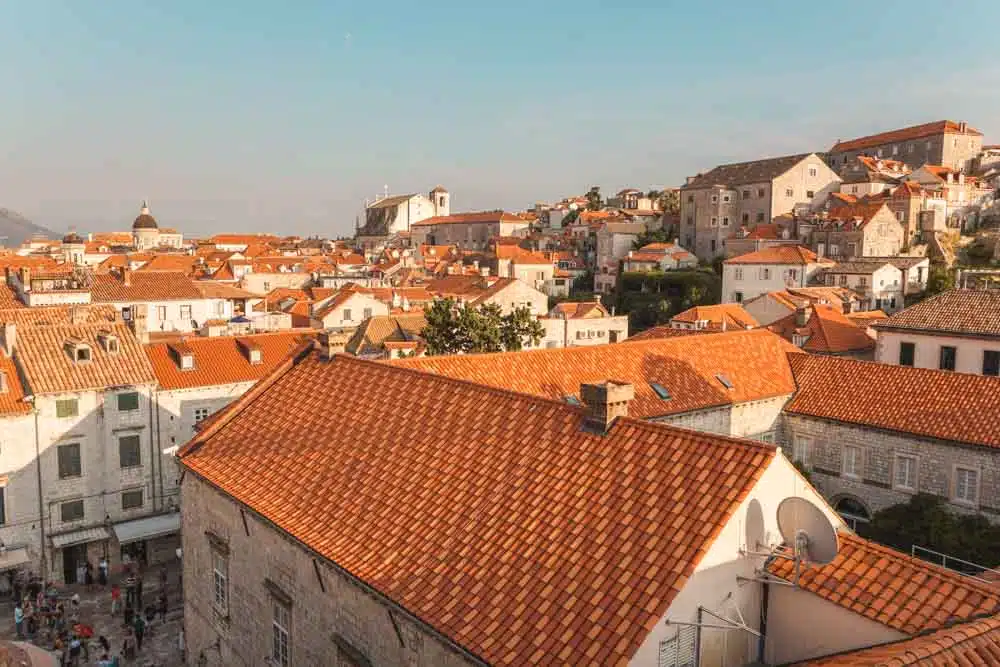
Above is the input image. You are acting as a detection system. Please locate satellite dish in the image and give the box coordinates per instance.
[745,499,765,552]
[777,497,839,565]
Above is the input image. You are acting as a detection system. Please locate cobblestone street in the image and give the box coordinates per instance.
[0,562,184,666]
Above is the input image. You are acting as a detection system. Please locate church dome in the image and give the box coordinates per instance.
[133,202,159,230]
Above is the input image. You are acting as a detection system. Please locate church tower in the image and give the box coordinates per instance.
[430,185,450,217]
[132,201,161,250]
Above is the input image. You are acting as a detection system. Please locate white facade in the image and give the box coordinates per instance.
[823,263,904,312]
[240,272,311,296]
[312,292,389,331]
[539,315,629,348]
[0,409,42,568]
[722,261,826,304]
[630,451,845,667]
[876,330,1000,376]
[109,298,228,333]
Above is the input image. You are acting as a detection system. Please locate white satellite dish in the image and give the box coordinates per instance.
[745,498,765,552]
[777,496,840,566]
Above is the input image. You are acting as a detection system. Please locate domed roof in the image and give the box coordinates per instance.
[133,202,158,231]
[62,231,84,244]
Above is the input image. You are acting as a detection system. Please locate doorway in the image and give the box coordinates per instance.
[62,544,87,584]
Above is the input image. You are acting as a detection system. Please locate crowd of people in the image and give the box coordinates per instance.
[9,560,173,666]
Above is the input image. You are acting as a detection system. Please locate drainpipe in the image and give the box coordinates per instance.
[757,580,770,663]
[147,387,159,512]
[32,404,47,578]
[153,388,165,512]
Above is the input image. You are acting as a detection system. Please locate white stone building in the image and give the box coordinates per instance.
[722,246,835,304]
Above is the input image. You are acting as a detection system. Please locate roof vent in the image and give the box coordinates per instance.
[715,373,734,390]
[168,341,195,371]
[237,338,263,365]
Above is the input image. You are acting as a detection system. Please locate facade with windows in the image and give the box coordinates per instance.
[827,120,984,172]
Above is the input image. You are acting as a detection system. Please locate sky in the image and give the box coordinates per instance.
[1,1,998,237]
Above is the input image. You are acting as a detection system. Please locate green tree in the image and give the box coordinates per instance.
[632,229,671,250]
[422,298,544,356]
[562,209,580,226]
[925,264,955,296]
[585,186,602,211]
[657,189,680,216]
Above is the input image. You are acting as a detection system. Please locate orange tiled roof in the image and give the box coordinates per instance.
[768,303,874,353]
[798,613,1000,666]
[831,120,982,153]
[671,304,759,330]
[786,354,1000,449]
[770,532,1000,635]
[179,351,776,666]
[547,301,609,319]
[874,289,1000,337]
[91,270,203,302]
[0,350,31,416]
[0,282,24,310]
[625,326,713,342]
[145,332,306,390]
[193,282,258,300]
[724,246,829,265]
[345,313,427,356]
[395,329,801,417]
[14,320,156,395]
[825,202,891,227]
[846,309,889,327]
[210,233,280,245]
[411,211,523,226]
[136,254,199,273]
[0,304,118,327]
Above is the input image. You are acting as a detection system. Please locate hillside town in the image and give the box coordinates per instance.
[1,118,999,665]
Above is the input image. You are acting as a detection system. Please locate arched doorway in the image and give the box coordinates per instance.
[834,496,871,531]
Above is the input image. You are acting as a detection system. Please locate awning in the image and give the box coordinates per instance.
[0,547,31,571]
[113,513,181,545]
[51,526,111,549]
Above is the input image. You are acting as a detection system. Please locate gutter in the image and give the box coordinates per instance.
[148,385,161,511]
[32,404,47,577]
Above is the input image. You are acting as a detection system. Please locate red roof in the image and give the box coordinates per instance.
[831,120,982,153]
[671,304,759,330]
[411,211,523,226]
[724,246,829,265]
[768,304,874,353]
[179,351,776,666]
[0,351,31,417]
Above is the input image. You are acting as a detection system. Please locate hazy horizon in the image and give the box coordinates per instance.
[3,1,998,237]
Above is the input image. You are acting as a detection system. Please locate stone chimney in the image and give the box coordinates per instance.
[795,304,812,327]
[19,267,31,292]
[69,306,87,326]
[122,267,132,287]
[316,330,350,360]
[959,121,968,133]
[580,381,634,433]
[129,304,149,344]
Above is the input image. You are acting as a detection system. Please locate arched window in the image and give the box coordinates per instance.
[835,496,871,530]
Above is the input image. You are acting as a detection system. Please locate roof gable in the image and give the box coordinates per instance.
[683,153,815,190]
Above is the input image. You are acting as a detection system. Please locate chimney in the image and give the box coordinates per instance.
[959,121,968,133]
[19,267,31,292]
[123,267,132,287]
[130,304,149,344]
[795,304,811,327]
[1,323,15,356]
[580,381,634,434]
[69,306,87,326]
[317,330,349,360]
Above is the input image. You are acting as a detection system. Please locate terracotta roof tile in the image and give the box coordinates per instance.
[546,301,610,319]
[786,354,1000,449]
[0,282,24,309]
[179,352,776,666]
[769,304,874,353]
[136,254,199,273]
[682,153,814,189]
[724,246,830,265]
[798,613,1000,666]
[874,289,1000,337]
[770,532,1000,635]
[411,211,523,226]
[345,313,426,356]
[91,270,203,302]
[671,304,759,330]
[831,120,982,153]
[395,330,801,418]
[625,326,713,342]
[0,350,31,416]
[145,332,307,389]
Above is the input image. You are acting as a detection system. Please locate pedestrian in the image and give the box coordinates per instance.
[14,600,23,639]
[157,591,168,622]
[68,635,82,666]
[97,654,112,667]
[133,613,146,652]
[123,571,136,608]
[136,577,144,609]
[122,629,136,661]
[110,584,120,616]
[98,557,108,587]
[98,634,110,654]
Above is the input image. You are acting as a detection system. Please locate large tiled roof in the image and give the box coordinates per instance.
[768,303,874,354]
[769,532,1000,635]
[546,301,610,319]
[724,245,829,265]
[179,352,776,666]
[145,332,307,390]
[798,613,1000,666]
[0,283,24,309]
[411,211,523,226]
[345,313,426,356]
[15,321,156,395]
[625,326,712,342]
[0,305,118,327]
[90,270,203,302]
[785,354,1000,449]
[682,153,812,189]
[873,289,1000,337]
[671,304,759,330]
[395,330,801,417]
[0,351,31,417]
[830,120,982,153]
[824,260,895,275]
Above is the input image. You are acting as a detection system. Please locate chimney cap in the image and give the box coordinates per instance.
[580,380,634,434]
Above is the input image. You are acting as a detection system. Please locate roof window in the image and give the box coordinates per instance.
[564,395,582,406]
[65,339,92,363]
[715,373,734,390]
[650,383,671,400]
[168,342,195,371]
[237,338,263,365]
[97,330,119,354]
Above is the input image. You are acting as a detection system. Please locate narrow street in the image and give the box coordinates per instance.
[0,561,184,666]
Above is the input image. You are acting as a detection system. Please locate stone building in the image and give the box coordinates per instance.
[721,246,834,305]
[355,186,450,248]
[680,153,841,261]
[804,202,904,260]
[827,120,984,172]
[408,211,529,251]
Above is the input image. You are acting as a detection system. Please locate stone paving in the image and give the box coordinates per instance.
[0,563,185,666]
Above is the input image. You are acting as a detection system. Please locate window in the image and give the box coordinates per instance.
[710,217,718,226]
[363,307,373,320]
[953,467,979,505]
[710,240,716,253]
[118,435,141,468]
[786,269,799,281]
[899,342,915,366]
[733,291,743,303]
[842,445,862,478]
[57,443,82,478]
[74,345,91,362]
[838,275,848,286]
[756,432,775,443]
[650,383,671,400]
[272,600,291,667]
[785,188,794,197]
[806,190,815,199]
[117,391,139,412]
[742,212,749,223]
[215,301,226,316]
[756,212,765,222]
[56,399,79,419]
[857,277,867,287]
[212,550,228,612]
[761,268,771,280]
[343,308,352,321]
[722,194,731,203]
[892,144,898,155]
[742,190,751,199]
[722,216,730,226]
[733,268,744,281]
[180,305,192,321]
[194,407,211,423]
[757,188,765,198]
[60,500,84,522]
[686,195,694,203]
[908,143,915,154]
[263,282,271,292]
[711,195,718,203]
[121,489,144,510]
[851,185,858,194]
[808,166,818,177]
[659,627,697,667]
[157,306,167,321]
[939,346,956,371]
[894,454,917,491]
[983,350,1000,376]
[686,215,693,226]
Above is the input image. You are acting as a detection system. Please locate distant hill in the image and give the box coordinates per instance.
[0,208,57,247]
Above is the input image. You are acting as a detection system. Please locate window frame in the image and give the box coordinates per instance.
[194,407,211,423]
[899,342,915,367]
[60,499,84,523]
[212,549,229,613]
[57,443,82,479]
[56,398,79,419]
[179,304,192,321]
[952,465,979,506]
[792,436,811,468]
[939,345,957,371]
[121,488,144,510]
[272,599,291,667]
[118,434,142,469]
[983,350,1000,376]
[893,454,918,492]
[117,391,140,412]
[841,444,862,479]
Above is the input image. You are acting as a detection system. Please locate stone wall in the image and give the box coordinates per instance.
[181,473,480,667]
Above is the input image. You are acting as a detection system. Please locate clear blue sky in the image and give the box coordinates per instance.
[2,0,998,237]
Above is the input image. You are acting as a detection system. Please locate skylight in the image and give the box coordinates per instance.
[564,395,582,406]
[715,373,734,390]
[650,383,671,400]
